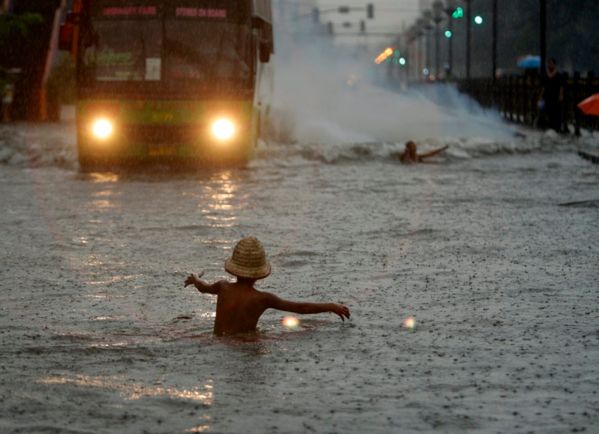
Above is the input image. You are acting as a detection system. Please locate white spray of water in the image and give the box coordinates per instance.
[267,13,515,147]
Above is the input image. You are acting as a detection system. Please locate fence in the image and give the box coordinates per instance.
[457,72,599,134]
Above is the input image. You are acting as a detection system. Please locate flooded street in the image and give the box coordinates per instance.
[1,121,598,434]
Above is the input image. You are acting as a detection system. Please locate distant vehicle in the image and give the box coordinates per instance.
[59,0,274,170]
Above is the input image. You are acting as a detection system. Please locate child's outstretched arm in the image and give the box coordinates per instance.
[419,145,449,160]
[263,293,350,321]
[184,272,224,295]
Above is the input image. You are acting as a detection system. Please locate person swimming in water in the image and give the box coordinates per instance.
[184,237,350,336]
[399,141,448,164]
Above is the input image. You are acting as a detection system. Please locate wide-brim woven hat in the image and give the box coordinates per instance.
[225,237,271,279]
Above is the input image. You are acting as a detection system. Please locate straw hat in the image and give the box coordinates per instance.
[225,237,271,279]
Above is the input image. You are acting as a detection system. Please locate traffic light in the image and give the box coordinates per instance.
[327,21,334,35]
[360,20,365,33]
[452,7,464,19]
[366,3,374,19]
[444,30,453,38]
[474,15,484,25]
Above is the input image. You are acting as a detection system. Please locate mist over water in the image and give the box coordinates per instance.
[268,16,515,147]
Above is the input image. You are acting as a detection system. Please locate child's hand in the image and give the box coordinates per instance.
[184,272,205,287]
[330,304,351,321]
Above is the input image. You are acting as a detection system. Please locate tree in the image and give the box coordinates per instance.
[0,12,43,68]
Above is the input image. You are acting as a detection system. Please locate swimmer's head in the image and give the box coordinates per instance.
[405,141,417,156]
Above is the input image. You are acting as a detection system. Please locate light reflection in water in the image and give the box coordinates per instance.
[199,170,241,229]
[39,375,214,404]
[89,172,119,183]
[282,316,300,329]
[88,172,120,210]
[91,199,114,209]
[185,425,211,433]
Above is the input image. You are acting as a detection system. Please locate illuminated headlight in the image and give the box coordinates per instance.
[211,118,236,141]
[91,118,114,140]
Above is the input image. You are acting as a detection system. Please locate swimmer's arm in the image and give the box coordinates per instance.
[184,273,224,295]
[419,145,448,160]
[263,293,350,321]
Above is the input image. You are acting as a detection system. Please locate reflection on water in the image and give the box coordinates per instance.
[185,424,211,433]
[91,199,114,209]
[39,375,214,404]
[88,172,120,183]
[200,170,241,229]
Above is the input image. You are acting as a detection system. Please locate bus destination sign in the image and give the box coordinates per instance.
[102,6,158,16]
[175,7,227,18]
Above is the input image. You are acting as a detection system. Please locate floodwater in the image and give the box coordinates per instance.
[0,118,598,434]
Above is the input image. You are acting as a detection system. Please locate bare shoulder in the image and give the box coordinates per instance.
[255,290,281,307]
[208,279,232,295]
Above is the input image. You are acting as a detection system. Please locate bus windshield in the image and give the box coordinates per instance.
[81,1,253,89]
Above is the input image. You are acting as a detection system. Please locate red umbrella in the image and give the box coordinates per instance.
[578,93,599,116]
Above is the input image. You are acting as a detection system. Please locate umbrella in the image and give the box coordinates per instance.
[517,55,541,69]
[578,93,599,117]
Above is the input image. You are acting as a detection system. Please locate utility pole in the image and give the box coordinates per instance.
[432,1,444,79]
[444,0,457,79]
[492,0,498,82]
[423,10,433,78]
[465,0,472,80]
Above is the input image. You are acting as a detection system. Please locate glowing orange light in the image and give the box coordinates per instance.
[374,47,394,64]
[91,118,114,140]
[211,118,236,141]
[403,316,416,329]
[282,316,300,328]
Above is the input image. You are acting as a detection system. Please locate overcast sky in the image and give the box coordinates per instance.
[313,0,422,46]
[316,0,421,32]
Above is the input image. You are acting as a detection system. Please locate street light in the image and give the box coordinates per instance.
[492,0,498,82]
[444,0,457,78]
[416,18,426,81]
[432,1,444,79]
[422,10,434,79]
[465,0,472,80]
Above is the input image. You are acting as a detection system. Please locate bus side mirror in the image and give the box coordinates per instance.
[58,12,79,51]
[59,23,74,51]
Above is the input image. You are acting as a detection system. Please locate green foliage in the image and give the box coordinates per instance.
[0,12,43,67]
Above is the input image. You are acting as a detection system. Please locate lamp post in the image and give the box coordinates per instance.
[444,0,457,78]
[492,0,498,82]
[422,10,433,79]
[465,0,472,80]
[432,1,444,79]
[416,18,426,81]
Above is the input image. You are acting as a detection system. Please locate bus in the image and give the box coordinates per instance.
[59,0,274,170]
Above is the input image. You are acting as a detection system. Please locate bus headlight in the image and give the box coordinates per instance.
[91,118,114,140]
[211,118,236,141]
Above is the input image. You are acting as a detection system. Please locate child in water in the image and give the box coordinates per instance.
[399,141,448,164]
[185,237,350,335]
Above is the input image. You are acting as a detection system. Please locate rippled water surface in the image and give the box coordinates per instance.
[1,122,598,434]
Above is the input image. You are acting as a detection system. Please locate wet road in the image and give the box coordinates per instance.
[1,122,598,433]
